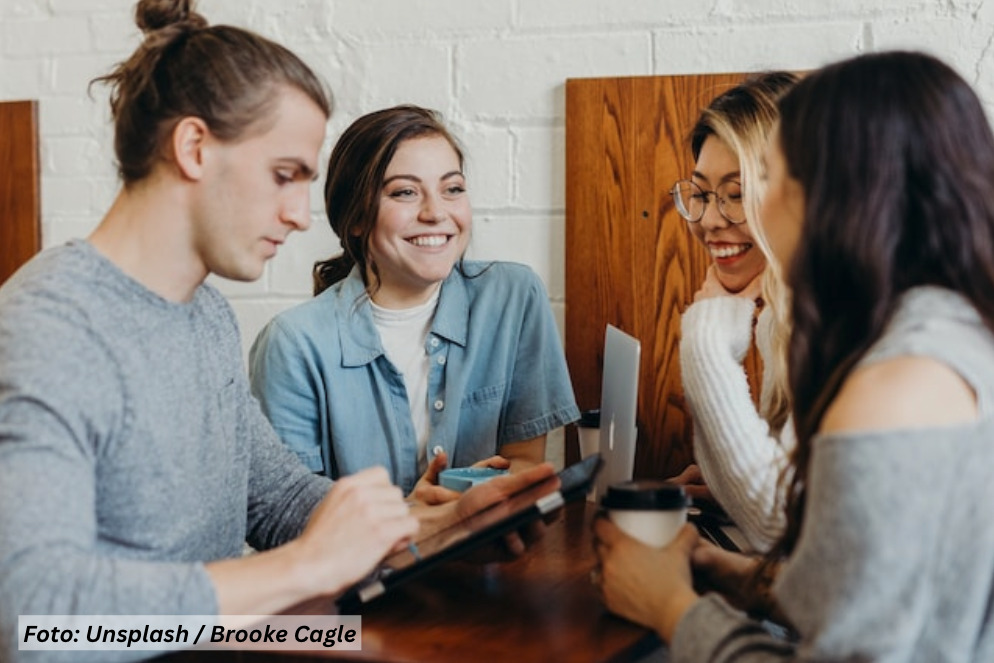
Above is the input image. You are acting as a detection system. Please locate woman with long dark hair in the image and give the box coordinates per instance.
[594,50,994,660]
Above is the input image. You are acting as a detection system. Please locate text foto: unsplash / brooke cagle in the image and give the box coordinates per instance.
[18,614,362,653]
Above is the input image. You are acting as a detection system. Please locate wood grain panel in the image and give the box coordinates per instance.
[0,100,41,285]
[565,74,762,479]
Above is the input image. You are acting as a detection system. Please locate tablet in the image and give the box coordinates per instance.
[336,453,604,609]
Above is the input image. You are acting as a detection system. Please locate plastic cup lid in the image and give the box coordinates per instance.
[600,480,688,510]
[579,409,601,427]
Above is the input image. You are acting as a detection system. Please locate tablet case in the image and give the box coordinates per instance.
[337,453,604,609]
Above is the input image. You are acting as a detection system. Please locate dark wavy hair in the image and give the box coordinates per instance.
[312,105,466,296]
[769,51,994,565]
[91,0,331,185]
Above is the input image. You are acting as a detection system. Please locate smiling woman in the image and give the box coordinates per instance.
[366,134,472,308]
[669,71,800,553]
[680,135,764,292]
[248,105,580,499]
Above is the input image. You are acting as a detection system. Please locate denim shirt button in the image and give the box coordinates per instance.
[433,399,445,411]
[437,355,446,366]
[429,337,440,348]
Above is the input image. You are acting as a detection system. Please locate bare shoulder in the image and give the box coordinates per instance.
[820,356,978,435]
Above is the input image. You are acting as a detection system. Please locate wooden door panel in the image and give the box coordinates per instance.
[0,100,41,285]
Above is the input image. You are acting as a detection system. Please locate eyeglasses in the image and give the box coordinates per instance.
[669,179,746,224]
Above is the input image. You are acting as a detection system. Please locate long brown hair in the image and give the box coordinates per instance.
[768,51,994,570]
[313,105,465,296]
[91,0,331,185]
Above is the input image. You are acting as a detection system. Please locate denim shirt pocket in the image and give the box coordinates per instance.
[463,382,506,407]
[456,382,506,459]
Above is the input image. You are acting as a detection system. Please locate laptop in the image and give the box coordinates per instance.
[592,325,641,502]
[588,325,749,553]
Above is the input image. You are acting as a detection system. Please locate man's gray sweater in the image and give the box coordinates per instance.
[0,241,330,662]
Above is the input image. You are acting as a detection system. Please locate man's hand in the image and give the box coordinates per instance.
[281,468,419,601]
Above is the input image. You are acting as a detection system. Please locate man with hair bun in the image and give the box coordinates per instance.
[0,2,552,661]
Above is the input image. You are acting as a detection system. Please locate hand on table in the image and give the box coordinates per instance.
[592,517,700,643]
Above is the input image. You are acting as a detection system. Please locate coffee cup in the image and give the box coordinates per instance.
[600,480,688,547]
[577,409,600,460]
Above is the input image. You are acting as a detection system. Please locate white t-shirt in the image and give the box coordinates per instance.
[370,288,440,473]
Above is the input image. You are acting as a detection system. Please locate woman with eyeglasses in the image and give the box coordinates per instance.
[668,72,798,553]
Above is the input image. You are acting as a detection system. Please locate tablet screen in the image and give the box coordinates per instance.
[339,454,603,607]
[386,453,601,570]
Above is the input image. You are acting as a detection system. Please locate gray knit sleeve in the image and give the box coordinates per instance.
[671,594,795,662]
[673,424,994,662]
[0,306,217,663]
[206,288,331,551]
[241,383,331,550]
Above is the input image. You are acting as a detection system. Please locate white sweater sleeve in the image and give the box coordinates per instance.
[680,297,791,552]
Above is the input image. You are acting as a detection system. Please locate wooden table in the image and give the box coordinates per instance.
[163,501,662,662]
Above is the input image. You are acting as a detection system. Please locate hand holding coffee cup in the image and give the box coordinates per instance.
[600,480,689,547]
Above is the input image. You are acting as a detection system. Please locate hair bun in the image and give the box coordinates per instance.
[135,0,206,34]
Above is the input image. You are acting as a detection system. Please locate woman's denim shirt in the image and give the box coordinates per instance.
[249,261,580,494]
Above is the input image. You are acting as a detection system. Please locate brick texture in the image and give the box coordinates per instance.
[0,0,988,376]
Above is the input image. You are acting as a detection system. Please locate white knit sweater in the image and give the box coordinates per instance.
[679,296,793,552]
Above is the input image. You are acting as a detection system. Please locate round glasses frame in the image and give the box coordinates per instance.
[669,179,746,225]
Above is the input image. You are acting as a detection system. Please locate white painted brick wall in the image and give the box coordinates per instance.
[460,34,652,119]
[654,21,866,74]
[515,125,565,210]
[2,0,992,465]
[3,15,91,55]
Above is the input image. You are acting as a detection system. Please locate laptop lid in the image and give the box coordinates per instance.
[593,324,641,501]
